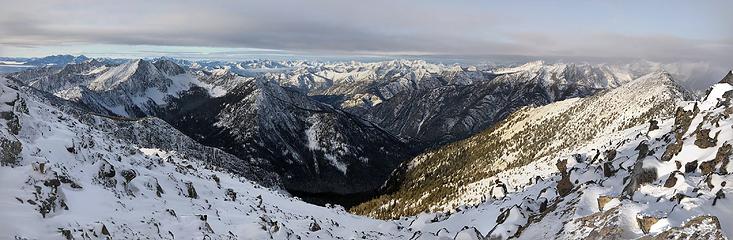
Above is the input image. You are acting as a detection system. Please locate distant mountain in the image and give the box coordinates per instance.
[23,54,89,66]
[355,61,641,149]
[352,70,692,218]
[9,59,411,202]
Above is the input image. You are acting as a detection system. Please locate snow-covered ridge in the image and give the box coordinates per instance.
[9,59,234,117]
[352,70,691,218]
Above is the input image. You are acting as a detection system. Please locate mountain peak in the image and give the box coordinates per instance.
[153,59,186,76]
[89,58,166,91]
[719,70,733,84]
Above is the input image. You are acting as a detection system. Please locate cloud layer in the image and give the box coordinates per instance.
[0,0,731,63]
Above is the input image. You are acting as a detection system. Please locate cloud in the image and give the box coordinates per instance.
[0,0,731,65]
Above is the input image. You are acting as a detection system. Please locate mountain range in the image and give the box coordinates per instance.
[1,56,731,239]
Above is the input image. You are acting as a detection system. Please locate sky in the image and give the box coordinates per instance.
[0,0,731,64]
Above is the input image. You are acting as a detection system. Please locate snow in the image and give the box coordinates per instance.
[90,59,144,91]
[2,65,733,239]
[0,61,26,65]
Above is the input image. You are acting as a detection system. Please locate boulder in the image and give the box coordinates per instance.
[597,196,614,211]
[685,161,698,173]
[663,172,680,188]
[694,129,717,149]
[185,182,198,199]
[643,216,725,240]
[636,215,660,234]
[120,169,137,183]
[648,120,659,132]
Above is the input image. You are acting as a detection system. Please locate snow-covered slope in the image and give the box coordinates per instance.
[352,70,692,218]
[254,60,648,150]
[2,69,731,239]
[10,59,412,202]
[158,76,410,197]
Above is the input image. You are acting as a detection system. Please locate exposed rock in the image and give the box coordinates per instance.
[636,215,660,234]
[663,172,680,188]
[101,224,110,236]
[699,160,716,175]
[569,206,624,239]
[694,129,717,149]
[713,143,731,174]
[98,160,116,178]
[557,174,574,197]
[0,136,22,165]
[1,111,21,134]
[647,119,659,132]
[556,159,568,174]
[685,161,698,173]
[605,149,617,161]
[120,169,137,183]
[308,219,321,232]
[719,71,733,84]
[185,181,198,199]
[225,188,237,201]
[597,196,614,211]
[603,162,615,177]
[454,226,483,240]
[661,141,683,162]
[642,216,725,240]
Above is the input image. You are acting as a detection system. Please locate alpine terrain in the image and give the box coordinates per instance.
[1,56,731,239]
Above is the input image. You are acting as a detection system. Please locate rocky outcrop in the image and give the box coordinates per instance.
[0,136,21,165]
[642,216,726,240]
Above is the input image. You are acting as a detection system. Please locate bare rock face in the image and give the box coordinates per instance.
[1,111,20,134]
[661,140,684,162]
[642,216,726,240]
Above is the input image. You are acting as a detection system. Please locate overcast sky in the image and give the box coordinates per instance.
[0,0,731,64]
